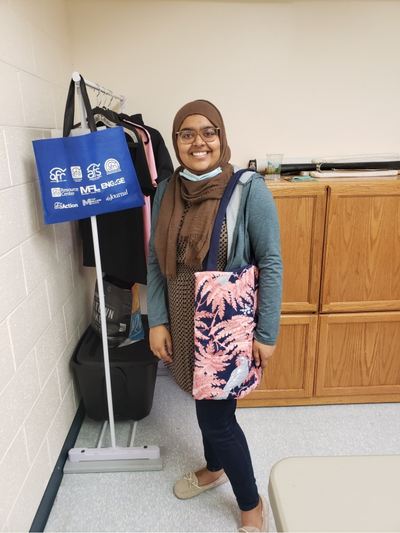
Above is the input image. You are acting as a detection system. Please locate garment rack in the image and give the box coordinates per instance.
[76,72,126,112]
[64,72,161,474]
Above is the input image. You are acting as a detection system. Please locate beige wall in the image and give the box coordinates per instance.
[66,0,400,167]
[0,0,93,531]
[0,0,399,531]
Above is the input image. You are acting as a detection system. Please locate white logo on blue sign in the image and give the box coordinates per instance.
[80,184,101,195]
[54,202,78,209]
[50,167,67,183]
[82,198,102,206]
[104,158,121,175]
[87,163,102,181]
[71,166,83,181]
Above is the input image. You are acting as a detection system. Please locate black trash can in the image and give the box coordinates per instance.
[71,315,158,421]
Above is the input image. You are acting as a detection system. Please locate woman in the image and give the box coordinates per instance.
[147,100,282,533]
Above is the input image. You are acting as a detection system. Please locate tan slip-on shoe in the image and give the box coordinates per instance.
[173,471,229,500]
[238,493,269,533]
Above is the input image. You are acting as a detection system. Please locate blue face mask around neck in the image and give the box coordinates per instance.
[180,167,222,181]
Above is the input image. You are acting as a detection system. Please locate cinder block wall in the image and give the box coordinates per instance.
[0,1,93,530]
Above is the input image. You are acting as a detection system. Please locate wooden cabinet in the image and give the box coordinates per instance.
[320,183,400,313]
[269,183,327,313]
[315,312,400,398]
[239,315,318,407]
[239,178,400,407]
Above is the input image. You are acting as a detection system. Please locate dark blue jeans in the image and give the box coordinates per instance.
[195,399,259,511]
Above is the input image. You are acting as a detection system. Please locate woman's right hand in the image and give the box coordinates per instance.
[149,325,173,363]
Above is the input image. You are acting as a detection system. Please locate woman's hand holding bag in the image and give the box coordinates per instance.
[150,325,173,363]
[252,340,276,369]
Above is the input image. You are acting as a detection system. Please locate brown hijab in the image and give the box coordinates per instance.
[154,100,234,279]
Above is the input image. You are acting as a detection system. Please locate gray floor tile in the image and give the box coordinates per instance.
[45,373,400,533]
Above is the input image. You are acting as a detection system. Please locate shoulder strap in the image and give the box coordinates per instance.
[203,168,251,271]
[63,76,97,137]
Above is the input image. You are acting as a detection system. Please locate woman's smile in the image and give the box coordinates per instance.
[190,150,212,161]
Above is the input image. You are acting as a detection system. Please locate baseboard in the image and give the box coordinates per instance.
[30,400,86,532]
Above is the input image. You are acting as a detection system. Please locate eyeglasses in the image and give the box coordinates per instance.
[176,127,220,144]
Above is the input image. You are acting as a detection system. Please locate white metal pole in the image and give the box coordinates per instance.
[73,73,117,450]
[90,215,117,449]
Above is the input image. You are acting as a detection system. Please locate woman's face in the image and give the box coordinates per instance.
[176,114,221,173]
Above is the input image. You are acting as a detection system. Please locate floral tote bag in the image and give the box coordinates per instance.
[192,169,262,400]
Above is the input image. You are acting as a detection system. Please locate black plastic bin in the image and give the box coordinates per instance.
[71,315,158,421]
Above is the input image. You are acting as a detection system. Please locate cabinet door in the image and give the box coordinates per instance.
[315,312,400,397]
[238,314,318,406]
[321,182,400,313]
[268,183,327,313]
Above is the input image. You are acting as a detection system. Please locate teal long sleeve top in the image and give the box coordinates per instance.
[147,169,283,345]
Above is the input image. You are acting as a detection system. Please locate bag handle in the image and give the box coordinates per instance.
[63,75,97,137]
[203,168,252,271]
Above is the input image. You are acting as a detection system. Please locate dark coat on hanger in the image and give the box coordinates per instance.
[92,107,155,195]
[121,113,174,183]
[79,109,174,285]
[79,108,152,285]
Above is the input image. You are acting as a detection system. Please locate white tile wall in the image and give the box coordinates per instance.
[35,309,67,388]
[46,384,76,467]
[0,1,91,531]
[54,221,78,262]
[32,178,46,231]
[0,429,31,529]
[0,184,39,256]
[0,1,35,74]
[52,84,69,130]
[57,328,80,398]
[5,439,52,533]
[0,248,27,324]
[8,281,51,368]
[0,350,40,459]
[8,0,46,32]
[0,62,25,127]
[20,224,58,292]
[63,280,90,341]
[31,25,65,87]
[19,72,57,129]
[3,127,41,186]
[0,321,15,393]
[0,129,12,190]
[42,0,71,47]
[24,369,61,463]
[46,255,74,319]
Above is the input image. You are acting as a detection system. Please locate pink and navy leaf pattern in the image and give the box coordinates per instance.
[193,265,262,400]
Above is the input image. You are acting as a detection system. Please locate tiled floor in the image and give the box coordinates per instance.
[45,372,400,532]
